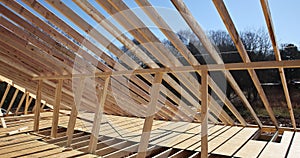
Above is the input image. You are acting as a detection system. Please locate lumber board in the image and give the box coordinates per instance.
[0,84,11,108]
[185,126,231,151]
[0,118,6,128]
[212,127,258,156]
[201,70,209,158]
[212,0,277,128]
[169,122,200,133]
[260,0,296,129]
[102,143,139,158]
[234,140,267,158]
[287,132,300,158]
[171,0,262,127]
[36,0,184,121]
[206,127,242,152]
[43,149,84,158]
[76,154,98,158]
[19,148,66,158]
[98,0,224,124]
[136,72,163,158]
[259,131,294,158]
[0,134,40,147]
[135,0,238,125]
[88,77,110,153]
[34,80,42,131]
[0,140,38,155]
[51,79,63,138]
[156,133,195,147]
[0,143,57,157]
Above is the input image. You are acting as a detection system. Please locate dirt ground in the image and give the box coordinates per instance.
[246,85,300,127]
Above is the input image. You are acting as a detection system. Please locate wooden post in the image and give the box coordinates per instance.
[33,80,42,132]
[0,84,11,108]
[137,72,163,158]
[6,89,19,115]
[24,91,30,115]
[0,118,6,128]
[66,77,85,147]
[51,79,63,138]
[88,77,110,153]
[15,92,26,115]
[201,70,208,158]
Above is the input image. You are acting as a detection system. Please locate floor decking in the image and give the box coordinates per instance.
[0,112,299,157]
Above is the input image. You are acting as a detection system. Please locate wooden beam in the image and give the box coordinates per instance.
[51,79,63,138]
[98,0,224,124]
[66,77,85,147]
[34,80,42,132]
[201,70,208,158]
[135,0,243,126]
[5,87,20,113]
[24,92,30,115]
[33,60,300,80]
[6,89,19,115]
[46,0,188,122]
[171,0,263,128]
[15,92,26,115]
[88,77,110,154]
[0,118,6,128]
[0,84,11,108]
[137,72,163,158]
[260,0,296,130]
[212,0,278,128]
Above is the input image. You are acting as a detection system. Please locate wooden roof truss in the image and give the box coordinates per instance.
[0,0,299,157]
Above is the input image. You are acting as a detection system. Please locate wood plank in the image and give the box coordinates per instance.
[88,77,110,153]
[212,127,258,156]
[259,131,294,158]
[51,79,63,138]
[43,0,180,121]
[98,0,223,124]
[6,89,19,114]
[66,77,85,146]
[171,0,262,127]
[76,154,98,158]
[206,127,242,152]
[260,0,296,130]
[287,132,300,158]
[0,134,40,147]
[156,133,194,147]
[212,0,277,128]
[0,140,38,155]
[15,92,26,114]
[43,149,83,158]
[174,126,225,149]
[24,92,30,115]
[234,140,267,158]
[0,84,11,108]
[135,0,237,125]
[137,72,163,158]
[34,80,42,132]
[201,70,208,158]
[0,118,6,128]
[96,141,133,156]
[19,147,65,158]
[31,59,300,79]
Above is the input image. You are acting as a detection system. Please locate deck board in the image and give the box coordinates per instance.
[259,131,294,158]
[234,140,267,158]
[1,113,299,157]
[212,127,258,156]
[287,132,300,158]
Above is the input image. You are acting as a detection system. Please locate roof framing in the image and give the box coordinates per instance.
[0,0,300,156]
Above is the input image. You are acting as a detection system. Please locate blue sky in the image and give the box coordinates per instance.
[15,0,300,48]
[148,0,300,47]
